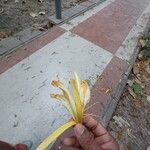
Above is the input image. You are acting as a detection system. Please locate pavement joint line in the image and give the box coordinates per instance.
[60,0,115,30]
[0,0,114,57]
[0,29,47,58]
[0,29,113,148]
[102,20,150,127]
[48,0,109,25]
[71,31,115,56]
[0,27,61,59]
[115,2,150,62]
[0,37,23,56]
[0,26,66,74]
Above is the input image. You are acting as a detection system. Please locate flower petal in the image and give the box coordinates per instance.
[81,80,90,107]
[74,72,81,91]
[51,80,77,120]
[36,120,76,150]
[50,94,75,120]
[70,79,83,123]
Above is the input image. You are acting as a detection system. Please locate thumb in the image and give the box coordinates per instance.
[74,124,94,150]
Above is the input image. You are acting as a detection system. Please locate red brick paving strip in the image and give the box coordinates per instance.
[0,26,65,74]
[52,57,128,149]
[72,0,148,54]
[88,56,128,118]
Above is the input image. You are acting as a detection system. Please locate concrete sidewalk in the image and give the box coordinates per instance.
[0,0,150,149]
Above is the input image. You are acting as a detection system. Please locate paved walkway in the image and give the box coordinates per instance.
[0,0,150,149]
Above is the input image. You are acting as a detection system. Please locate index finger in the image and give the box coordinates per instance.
[83,116,107,137]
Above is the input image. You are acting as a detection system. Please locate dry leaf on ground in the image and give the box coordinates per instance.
[126,128,136,139]
[138,53,143,60]
[100,87,112,94]
[113,116,130,128]
[0,8,4,14]
[0,31,9,38]
[137,61,145,69]
[144,60,150,74]
[30,13,38,18]
[147,95,150,103]
[128,87,136,98]
[39,11,46,15]
[133,64,140,75]
[139,39,146,48]
[134,77,142,84]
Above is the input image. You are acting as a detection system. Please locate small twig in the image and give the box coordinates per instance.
[84,113,99,118]
[85,102,100,111]
[0,8,4,14]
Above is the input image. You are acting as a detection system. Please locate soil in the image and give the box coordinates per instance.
[107,32,150,150]
[108,81,150,150]
[0,0,85,36]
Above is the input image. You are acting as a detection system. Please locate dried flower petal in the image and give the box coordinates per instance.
[37,73,90,150]
[51,72,90,123]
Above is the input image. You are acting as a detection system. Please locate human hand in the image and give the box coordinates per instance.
[63,116,119,150]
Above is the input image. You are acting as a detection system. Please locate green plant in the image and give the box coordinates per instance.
[140,33,150,57]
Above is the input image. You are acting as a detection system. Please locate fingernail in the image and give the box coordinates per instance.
[74,124,85,137]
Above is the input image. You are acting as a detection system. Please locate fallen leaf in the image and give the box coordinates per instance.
[139,39,145,48]
[133,64,139,75]
[30,13,38,18]
[147,95,150,103]
[15,0,19,2]
[127,128,136,139]
[0,31,9,38]
[116,132,123,140]
[100,87,112,94]
[134,77,142,84]
[138,53,143,60]
[39,11,46,15]
[32,22,51,31]
[137,61,145,70]
[128,87,136,98]
[132,83,143,94]
[0,8,4,14]
[36,27,47,31]
[113,116,130,127]
[134,73,142,82]
[144,60,150,74]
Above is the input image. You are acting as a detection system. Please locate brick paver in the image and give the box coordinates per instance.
[72,0,148,53]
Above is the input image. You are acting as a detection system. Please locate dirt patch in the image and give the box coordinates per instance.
[0,0,86,36]
[107,32,150,150]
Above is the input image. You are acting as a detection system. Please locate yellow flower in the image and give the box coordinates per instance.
[50,72,90,123]
[37,72,90,150]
